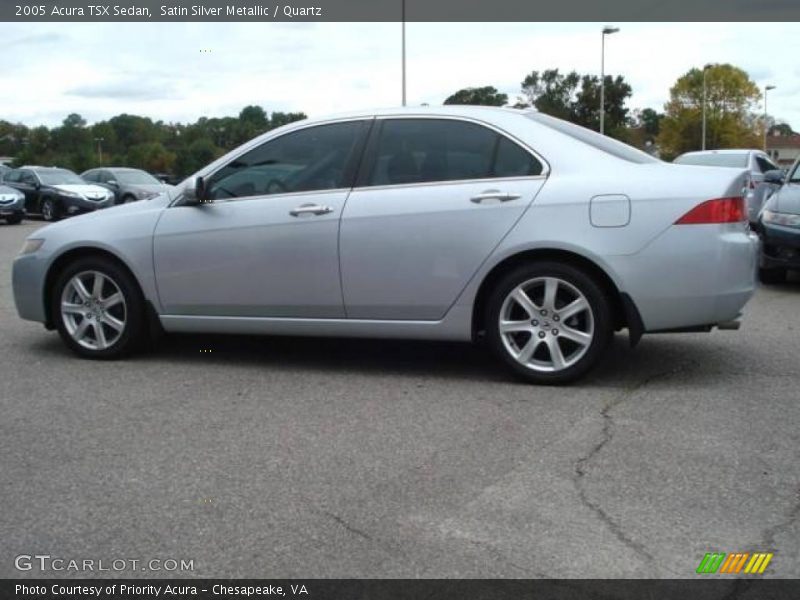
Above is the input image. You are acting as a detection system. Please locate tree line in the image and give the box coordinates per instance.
[0,106,306,180]
[0,62,790,176]
[445,63,790,160]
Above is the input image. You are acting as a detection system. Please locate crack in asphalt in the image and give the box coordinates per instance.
[573,365,689,571]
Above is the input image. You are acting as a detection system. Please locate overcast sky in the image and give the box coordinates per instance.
[2,22,798,129]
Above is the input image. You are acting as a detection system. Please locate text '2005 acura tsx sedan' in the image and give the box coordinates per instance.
[12,107,758,384]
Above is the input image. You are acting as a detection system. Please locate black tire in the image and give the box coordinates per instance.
[5,214,23,224]
[759,267,786,285]
[41,197,61,222]
[51,256,148,359]
[485,261,613,385]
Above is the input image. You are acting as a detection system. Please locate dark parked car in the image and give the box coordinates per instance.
[3,166,114,221]
[81,167,169,205]
[0,183,25,224]
[755,163,800,284]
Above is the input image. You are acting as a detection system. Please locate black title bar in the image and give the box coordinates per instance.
[4,0,800,22]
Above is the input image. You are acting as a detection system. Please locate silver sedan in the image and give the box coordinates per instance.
[12,107,758,383]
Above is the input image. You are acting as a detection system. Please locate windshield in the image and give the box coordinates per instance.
[116,170,160,185]
[674,153,748,168]
[37,169,85,185]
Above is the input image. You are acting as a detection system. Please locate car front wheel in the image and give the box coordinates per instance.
[486,262,613,384]
[41,198,61,222]
[52,257,147,359]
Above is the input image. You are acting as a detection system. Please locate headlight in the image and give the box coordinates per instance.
[19,238,44,255]
[762,209,800,228]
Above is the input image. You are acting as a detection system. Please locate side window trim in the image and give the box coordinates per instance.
[352,116,548,190]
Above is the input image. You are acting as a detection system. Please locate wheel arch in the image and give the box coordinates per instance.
[43,246,145,330]
[471,247,640,342]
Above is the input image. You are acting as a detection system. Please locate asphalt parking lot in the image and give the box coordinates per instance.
[1,220,798,579]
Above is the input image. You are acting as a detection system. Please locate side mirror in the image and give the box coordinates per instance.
[108,180,119,188]
[183,176,209,205]
[764,169,784,186]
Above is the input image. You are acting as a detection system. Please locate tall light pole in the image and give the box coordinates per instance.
[701,64,712,150]
[94,137,104,163]
[600,26,619,136]
[764,85,776,152]
[401,0,406,106]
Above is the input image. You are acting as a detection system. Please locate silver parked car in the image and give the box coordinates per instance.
[12,107,758,383]
[81,167,170,205]
[673,149,782,224]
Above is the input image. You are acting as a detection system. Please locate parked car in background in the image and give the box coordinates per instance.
[754,160,800,284]
[81,167,170,205]
[12,107,758,384]
[0,183,25,224]
[673,149,782,224]
[3,166,114,221]
[0,164,11,181]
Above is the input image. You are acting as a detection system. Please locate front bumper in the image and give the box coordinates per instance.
[61,195,115,214]
[760,221,800,270]
[12,252,49,323]
[0,197,25,216]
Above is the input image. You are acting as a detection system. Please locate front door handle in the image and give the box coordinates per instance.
[290,203,334,217]
[470,190,521,204]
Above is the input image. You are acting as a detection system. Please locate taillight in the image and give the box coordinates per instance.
[675,197,746,225]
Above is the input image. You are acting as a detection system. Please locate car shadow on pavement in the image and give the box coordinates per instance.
[134,331,716,388]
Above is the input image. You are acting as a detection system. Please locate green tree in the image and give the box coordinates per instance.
[518,69,632,139]
[444,86,508,106]
[657,63,761,160]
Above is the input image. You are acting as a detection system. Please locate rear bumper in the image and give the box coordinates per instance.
[609,223,758,332]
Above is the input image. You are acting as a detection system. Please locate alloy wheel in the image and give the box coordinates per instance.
[60,270,127,350]
[498,276,594,373]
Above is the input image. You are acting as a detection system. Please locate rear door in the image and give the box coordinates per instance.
[340,117,547,320]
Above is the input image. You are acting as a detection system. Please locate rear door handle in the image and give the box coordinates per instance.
[470,190,521,204]
[290,203,334,217]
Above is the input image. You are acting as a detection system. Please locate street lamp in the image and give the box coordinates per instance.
[94,137,104,163]
[401,0,406,107]
[701,63,712,151]
[600,26,619,136]
[764,85,776,152]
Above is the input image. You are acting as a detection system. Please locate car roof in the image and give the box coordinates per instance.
[298,105,535,126]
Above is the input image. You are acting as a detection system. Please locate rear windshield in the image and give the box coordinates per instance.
[525,112,659,164]
[674,153,748,168]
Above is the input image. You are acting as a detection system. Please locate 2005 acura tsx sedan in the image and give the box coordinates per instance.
[12,107,758,384]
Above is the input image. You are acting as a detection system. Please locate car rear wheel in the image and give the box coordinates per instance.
[759,267,786,285]
[41,198,61,222]
[486,262,613,384]
[52,257,147,359]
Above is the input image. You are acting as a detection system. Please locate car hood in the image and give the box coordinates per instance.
[34,191,173,237]
[770,183,800,215]
[52,183,111,197]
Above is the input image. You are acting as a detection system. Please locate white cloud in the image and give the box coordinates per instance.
[0,22,796,129]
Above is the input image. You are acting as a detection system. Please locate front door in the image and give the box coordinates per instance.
[153,119,369,318]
